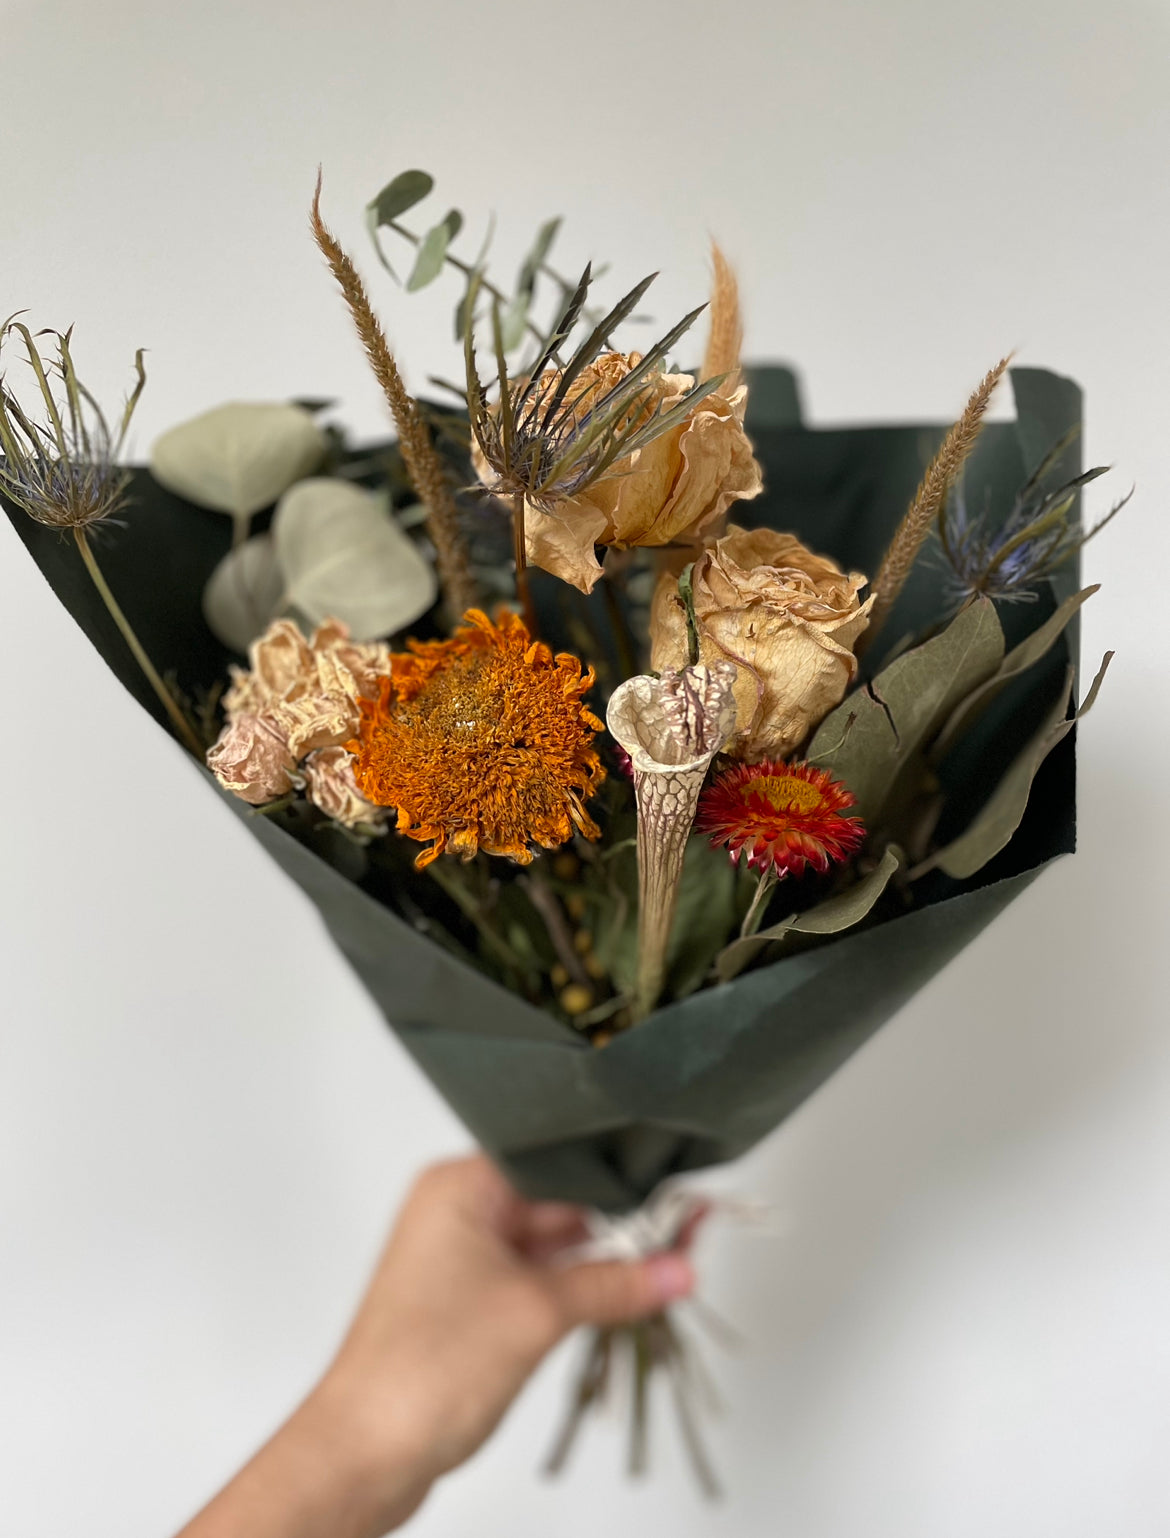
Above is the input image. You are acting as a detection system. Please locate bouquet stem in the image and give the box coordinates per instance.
[73,528,202,756]
[511,491,536,633]
[544,1312,721,1499]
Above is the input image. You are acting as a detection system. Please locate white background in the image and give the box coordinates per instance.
[2,1,1169,1533]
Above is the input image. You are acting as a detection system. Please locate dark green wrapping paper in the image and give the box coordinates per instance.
[5,367,1082,1210]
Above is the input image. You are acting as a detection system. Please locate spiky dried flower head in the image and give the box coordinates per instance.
[697,758,865,880]
[349,608,605,868]
[0,319,145,530]
[937,430,1130,606]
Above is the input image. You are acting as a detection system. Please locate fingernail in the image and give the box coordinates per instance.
[647,1251,694,1304]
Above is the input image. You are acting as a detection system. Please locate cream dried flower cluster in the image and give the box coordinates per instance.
[207,618,390,828]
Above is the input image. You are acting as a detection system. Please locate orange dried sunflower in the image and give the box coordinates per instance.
[349,608,605,869]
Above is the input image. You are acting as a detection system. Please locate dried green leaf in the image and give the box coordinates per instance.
[931,585,1100,762]
[716,846,903,983]
[150,402,326,526]
[407,210,463,293]
[202,533,286,653]
[916,654,1111,881]
[368,170,434,225]
[808,596,1004,826]
[272,478,437,640]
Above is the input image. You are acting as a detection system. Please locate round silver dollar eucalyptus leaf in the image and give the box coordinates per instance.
[273,478,437,641]
[202,533,285,654]
[150,403,327,534]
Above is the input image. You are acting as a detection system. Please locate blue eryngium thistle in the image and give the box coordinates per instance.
[0,318,144,528]
[0,318,202,755]
[937,430,1131,605]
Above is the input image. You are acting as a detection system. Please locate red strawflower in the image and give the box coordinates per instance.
[696,758,865,879]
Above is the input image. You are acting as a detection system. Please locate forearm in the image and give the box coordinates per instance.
[174,1378,433,1538]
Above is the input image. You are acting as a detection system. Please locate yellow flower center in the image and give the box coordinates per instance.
[742,774,825,814]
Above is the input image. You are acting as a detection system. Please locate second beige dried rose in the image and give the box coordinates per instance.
[650,524,873,760]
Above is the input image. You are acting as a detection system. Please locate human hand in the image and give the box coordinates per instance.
[177,1154,699,1538]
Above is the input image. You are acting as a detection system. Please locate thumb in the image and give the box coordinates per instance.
[547,1251,695,1328]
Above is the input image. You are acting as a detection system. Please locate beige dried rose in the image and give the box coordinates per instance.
[301,746,385,830]
[473,352,763,594]
[221,615,391,756]
[208,617,393,806]
[205,711,297,805]
[650,525,873,760]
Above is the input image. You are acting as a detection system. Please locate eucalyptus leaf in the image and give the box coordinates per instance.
[918,653,1111,881]
[407,210,463,293]
[151,402,326,526]
[808,596,1004,826]
[716,846,903,983]
[499,292,531,352]
[273,478,437,640]
[931,585,1100,761]
[202,533,285,653]
[368,170,434,225]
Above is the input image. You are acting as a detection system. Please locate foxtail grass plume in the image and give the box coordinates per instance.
[863,355,1012,648]
[310,173,478,621]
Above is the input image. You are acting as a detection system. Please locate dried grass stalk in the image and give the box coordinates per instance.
[863,354,1012,646]
[701,242,742,388]
[310,173,477,620]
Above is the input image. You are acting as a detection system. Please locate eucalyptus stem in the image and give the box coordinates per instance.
[387,219,552,354]
[73,527,202,756]
[512,490,536,634]
[739,870,778,939]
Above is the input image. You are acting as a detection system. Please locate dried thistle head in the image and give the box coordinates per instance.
[937,430,1131,605]
[0,319,145,530]
[465,264,727,512]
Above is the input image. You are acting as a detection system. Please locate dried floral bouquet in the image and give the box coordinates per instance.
[2,169,1125,1489]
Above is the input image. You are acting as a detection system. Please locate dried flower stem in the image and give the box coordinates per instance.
[73,528,203,755]
[739,870,778,938]
[521,871,590,988]
[862,355,1012,649]
[511,490,536,633]
[310,174,477,620]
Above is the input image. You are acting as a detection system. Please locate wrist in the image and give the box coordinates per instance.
[299,1366,439,1535]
